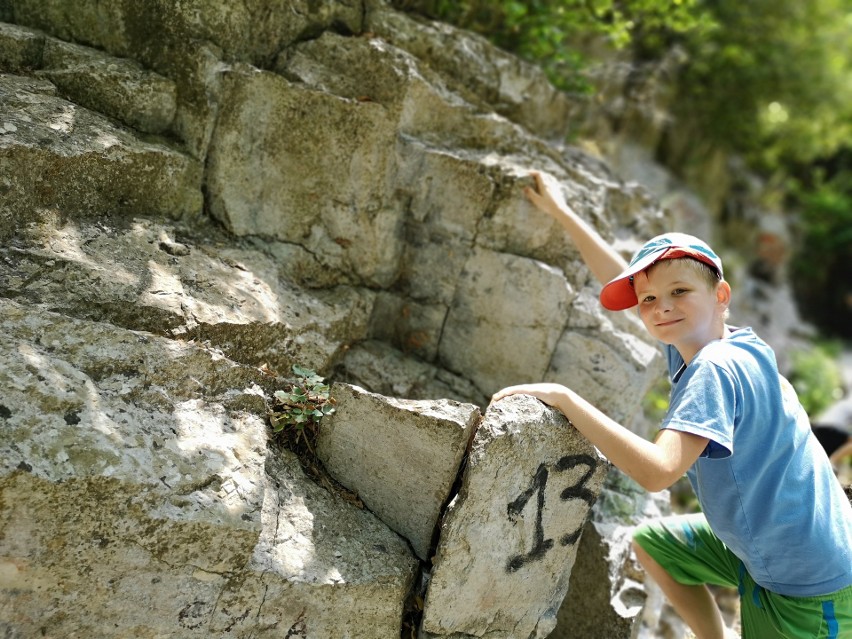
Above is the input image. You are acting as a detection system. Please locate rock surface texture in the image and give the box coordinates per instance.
[0,1,713,637]
[421,395,609,639]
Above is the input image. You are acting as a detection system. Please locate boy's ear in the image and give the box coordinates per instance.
[716,280,732,308]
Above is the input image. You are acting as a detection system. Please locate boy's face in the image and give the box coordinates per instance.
[632,260,730,359]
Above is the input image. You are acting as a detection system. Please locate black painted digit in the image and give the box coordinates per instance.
[504,454,599,573]
[555,454,597,546]
[506,463,554,572]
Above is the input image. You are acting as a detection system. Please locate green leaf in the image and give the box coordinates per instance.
[292,364,313,378]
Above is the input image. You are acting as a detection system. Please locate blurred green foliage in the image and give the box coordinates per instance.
[789,163,852,337]
[668,0,852,170]
[788,341,844,417]
[394,0,715,92]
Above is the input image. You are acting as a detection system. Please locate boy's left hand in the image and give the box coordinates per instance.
[491,383,570,410]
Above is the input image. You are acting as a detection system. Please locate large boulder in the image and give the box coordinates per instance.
[421,394,610,638]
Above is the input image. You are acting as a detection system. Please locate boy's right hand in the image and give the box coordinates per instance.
[522,169,628,285]
[523,171,572,221]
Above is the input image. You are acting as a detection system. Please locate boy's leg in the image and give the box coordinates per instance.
[632,539,729,639]
[633,513,742,639]
[634,514,852,638]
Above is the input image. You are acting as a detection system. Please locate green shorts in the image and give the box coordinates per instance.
[633,513,852,639]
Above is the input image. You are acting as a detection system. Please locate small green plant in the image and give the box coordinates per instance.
[269,365,336,453]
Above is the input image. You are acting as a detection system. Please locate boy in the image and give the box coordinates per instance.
[493,172,852,639]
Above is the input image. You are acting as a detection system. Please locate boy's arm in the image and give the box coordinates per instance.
[524,171,628,286]
[492,383,708,492]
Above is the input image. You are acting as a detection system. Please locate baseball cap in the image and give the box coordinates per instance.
[600,233,723,311]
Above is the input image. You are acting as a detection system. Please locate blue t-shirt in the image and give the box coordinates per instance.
[663,326,852,597]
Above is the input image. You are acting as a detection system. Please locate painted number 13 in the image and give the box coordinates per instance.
[505,454,598,573]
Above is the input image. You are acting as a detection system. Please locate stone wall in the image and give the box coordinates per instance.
[0,1,677,637]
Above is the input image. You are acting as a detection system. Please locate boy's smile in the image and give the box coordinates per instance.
[632,260,730,362]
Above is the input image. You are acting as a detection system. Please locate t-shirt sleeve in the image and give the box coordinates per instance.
[662,359,737,458]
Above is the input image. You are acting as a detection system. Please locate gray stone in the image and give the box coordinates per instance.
[545,320,661,425]
[554,521,645,638]
[208,451,419,639]
[0,218,374,375]
[394,140,493,305]
[552,470,671,638]
[0,20,44,71]
[0,298,417,638]
[0,74,202,242]
[334,340,488,407]
[368,290,448,361]
[438,247,576,396]
[38,38,177,134]
[421,394,610,638]
[318,383,480,560]
[206,65,403,287]
[6,0,363,68]
[277,29,504,147]
[366,6,577,141]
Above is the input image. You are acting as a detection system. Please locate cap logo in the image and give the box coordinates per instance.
[629,237,719,268]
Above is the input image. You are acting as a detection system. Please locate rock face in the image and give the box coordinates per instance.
[421,395,609,639]
[0,298,418,638]
[318,383,481,561]
[0,1,680,637]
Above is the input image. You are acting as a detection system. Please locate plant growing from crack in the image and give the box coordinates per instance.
[269,365,336,455]
[268,365,363,508]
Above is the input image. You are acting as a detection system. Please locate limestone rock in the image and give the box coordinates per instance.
[0,74,202,242]
[208,451,418,639]
[334,340,489,407]
[205,65,403,288]
[421,394,610,638]
[439,247,575,396]
[278,29,520,148]
[366,5,577,141]
[5,0,363,69]
[0,298,417,638]
[0,20,44,71]
[553,470,671,638]
[0,219,374,375]
[38,37,177,134]
[318,383,480,560]
[394,141,494,306]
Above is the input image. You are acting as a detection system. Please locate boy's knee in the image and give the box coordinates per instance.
[631,535,652,566]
